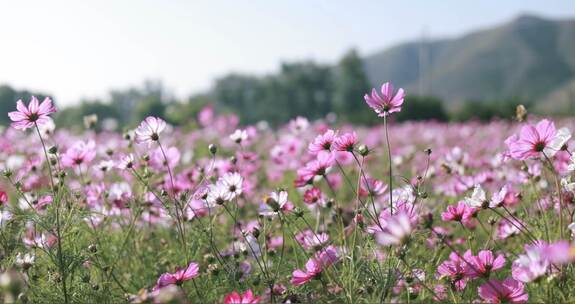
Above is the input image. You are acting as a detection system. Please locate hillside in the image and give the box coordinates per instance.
[363,14,575,110]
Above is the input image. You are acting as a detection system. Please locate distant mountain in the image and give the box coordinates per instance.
[363,14,575,111]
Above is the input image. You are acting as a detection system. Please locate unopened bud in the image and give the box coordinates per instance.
[358,145,369,157]
[252,227,260,239]
[48,146,58,154]
[88,244,97,253]
[208,144,217,155]
[3,170,13,178]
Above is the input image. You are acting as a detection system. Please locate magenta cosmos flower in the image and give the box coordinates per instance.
[478,278,528,304]
[441,201,475,226]
[135,116,166,145]
[505,119,560,160]
[437,251,472,291]
[8,96,57,130]
[465,250,506,279]
[333,132,358,152]
[364,82,405,117]
[223,289,260,304]
[156,262,199,288]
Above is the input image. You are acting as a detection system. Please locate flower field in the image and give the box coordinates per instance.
[1,83,575,303]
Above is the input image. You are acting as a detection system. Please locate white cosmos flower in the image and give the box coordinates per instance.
[0,210,12,226]
[218,172,243,200]
[229,129,248,144]
[15,252,35,268]
[206,183,229,205]
[544,127,571,157]
[464,184,507,209]
[568,154,575,172]
[135,116,166,145]
[464,184,487,208]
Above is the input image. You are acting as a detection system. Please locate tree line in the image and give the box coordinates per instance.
[0,50,535,131]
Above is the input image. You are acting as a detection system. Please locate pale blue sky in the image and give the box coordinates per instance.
[1,0,574,105]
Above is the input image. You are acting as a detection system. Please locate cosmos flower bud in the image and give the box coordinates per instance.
[209,144,217,155]
[358,144,369,156]
[208,264,219,276]
[3,170,13,178]
[294,207,304,218]
[83,114,98,129]
[424,148,432,155]
[422,212,434,229]
[488,217,497,225]
[204,254,216,264]
[326,199,334,209]
[88,244,97,253]
[48,146,58,154]
[252,227,260,239]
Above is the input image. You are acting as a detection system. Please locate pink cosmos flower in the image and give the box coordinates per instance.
[315,245,339,267]
[436,251,472,291]
[156,262,200,288]
[8,96,57,130]
[505,119,559,160]
[149,146,180,170]
[359,176,387,197]
[291,258,322,286]
[496,217,524,240]
[308,129,337,155]
[375,212,412,246]
[61,140,97,168]
[223,289,260,304]
[295,230,329,250]
[465,250,506,278]
[333,132,358,152]
[441,201,474,226]
[117,154,135,170]
[135,116,166,145]
[296,151,335,185]
[541,241,575,264]
[512,242,549,283]
[478,278,528,303]
[364,82,405,117]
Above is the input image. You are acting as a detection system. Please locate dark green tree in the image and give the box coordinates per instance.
[396,96,448,122]
[332,49,374,124]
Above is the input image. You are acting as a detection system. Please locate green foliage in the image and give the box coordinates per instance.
[332,49,376,124]
[395,96,448,122]
[212,61,336,126]
[55,100,120,132]
[450,97,531,121]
